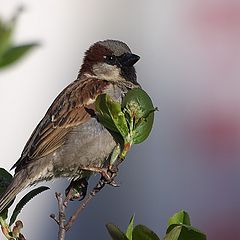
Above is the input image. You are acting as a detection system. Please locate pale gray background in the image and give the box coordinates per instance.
[1,0,240,239]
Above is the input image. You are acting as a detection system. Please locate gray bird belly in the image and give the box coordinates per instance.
[51,118,116,178]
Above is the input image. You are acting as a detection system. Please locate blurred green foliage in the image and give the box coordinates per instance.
[0,168,49,239]
[0,7,39,70]
[0,8,43,239]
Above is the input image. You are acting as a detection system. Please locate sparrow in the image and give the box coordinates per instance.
[0,40,140,213]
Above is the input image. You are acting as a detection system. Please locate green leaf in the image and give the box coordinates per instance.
[95,94,129,138]
[106,223,129,240]
[0,209,8,220]
[132,225,160,240]
[0,43,39,68]
[180,225,206,240]
[109,144,121,166]
[95,94,119,132]
[9,186,49,226]
[0,18,13,55]
[96,89,156,145]
[126,215,134,240]
[106,96,129,138]
[0,6,24,55]
[168,210,191,226]
[164,224,206,240]
[0,168,12,195]
[0,168,14,219]
[122,88,155,144]
[164,225,181,240]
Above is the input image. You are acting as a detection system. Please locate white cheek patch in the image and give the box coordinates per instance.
[92,63,124,81]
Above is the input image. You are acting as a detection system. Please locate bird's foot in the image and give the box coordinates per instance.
[65,178,88,203]
[80,166,120,187]
[99,167,120,187]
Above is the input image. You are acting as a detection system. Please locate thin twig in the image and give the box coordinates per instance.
[19,233,27,240]
[50,213,60,225]
[65,177,106,231]
[50,167,119,239]
[55,193,66,240]
[63,188,74,207]
[50,189,74,240]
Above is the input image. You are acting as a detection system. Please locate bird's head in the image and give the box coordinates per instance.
[78,40,140,84]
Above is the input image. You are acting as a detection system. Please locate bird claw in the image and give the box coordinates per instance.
[108,180,120,187]
[100,167,120,187]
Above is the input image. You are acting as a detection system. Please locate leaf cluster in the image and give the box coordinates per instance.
[95,88,157,158]
[106,210,206,240]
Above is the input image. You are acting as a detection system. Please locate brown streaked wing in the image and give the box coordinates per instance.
[12,78,110,171]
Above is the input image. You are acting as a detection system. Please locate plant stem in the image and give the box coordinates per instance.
[51,177,107,239]
[65,177,106,231]
[55,193,66,240]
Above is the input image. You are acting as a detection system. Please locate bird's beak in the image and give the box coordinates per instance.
[118,53,140,67]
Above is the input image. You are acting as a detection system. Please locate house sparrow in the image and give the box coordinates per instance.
[0,40,140,212]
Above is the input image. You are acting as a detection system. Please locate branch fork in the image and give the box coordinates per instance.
[50,172,118,240]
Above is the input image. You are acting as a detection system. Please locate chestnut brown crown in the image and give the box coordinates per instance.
[78,40,140,84]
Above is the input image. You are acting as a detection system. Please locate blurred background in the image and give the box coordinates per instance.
[1,0,240,239]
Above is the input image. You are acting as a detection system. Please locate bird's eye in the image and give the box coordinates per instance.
[103,55,116,65]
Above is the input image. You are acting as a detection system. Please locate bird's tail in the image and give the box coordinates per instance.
[0,170,29,213]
